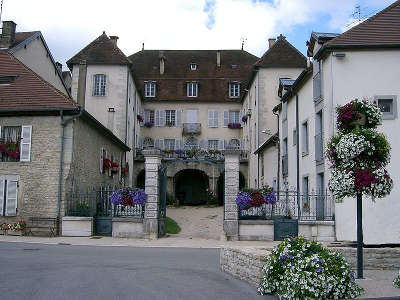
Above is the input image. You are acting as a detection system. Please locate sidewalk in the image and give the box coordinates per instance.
[0,235,399,299]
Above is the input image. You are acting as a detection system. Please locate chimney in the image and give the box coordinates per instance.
[217,50,221,68]
[0,21,17,49]
[268,38,276,49]
[159,50,165,75]
[77,60,87,108]
[55,62,62,73]
[109,35,119,46]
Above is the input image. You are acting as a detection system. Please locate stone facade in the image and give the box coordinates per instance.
[221,246,400,287]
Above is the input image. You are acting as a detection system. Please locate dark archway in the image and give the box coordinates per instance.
[217,171,246,205]
[174,169,209,205]
[136,169,145,189]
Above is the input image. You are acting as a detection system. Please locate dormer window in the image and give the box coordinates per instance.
[187,81,198,97]
[229,82,240,98]
[190,63,197,70]
[93,74,106,96]
[231,65,238,69]
[144,81,156,97]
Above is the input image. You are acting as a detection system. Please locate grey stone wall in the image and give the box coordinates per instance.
[221,246,400,287]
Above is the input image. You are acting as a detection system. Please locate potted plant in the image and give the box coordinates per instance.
[228,122,242,129]
[0,222,10,235]
[137,115,143,122]
[241,115,248,123]
[103,158,111,169]
[8,220,26,236]
[110,187,148,207]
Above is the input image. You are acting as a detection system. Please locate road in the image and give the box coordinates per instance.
[0,242,269,300]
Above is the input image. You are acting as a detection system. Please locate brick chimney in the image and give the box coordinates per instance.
[0,21,17,49]
[109,36,119,46]
[159,50,165,75]
[217,50,221,68]
[268,38,276,49]
[77,60,87,108]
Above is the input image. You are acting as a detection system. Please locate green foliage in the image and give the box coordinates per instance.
[394,271,400,288]
[258,236,363,299]
[165,217,181,234]
[166,193,177,206]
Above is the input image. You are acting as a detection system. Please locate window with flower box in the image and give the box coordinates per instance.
[0,126,31,162]
[144,110,155,126]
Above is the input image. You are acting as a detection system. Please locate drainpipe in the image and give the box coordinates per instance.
[296,94,301,218]
[257,72,260,188]
[273,110,280,192]
[125,69,130,186]
[57,107,83,230]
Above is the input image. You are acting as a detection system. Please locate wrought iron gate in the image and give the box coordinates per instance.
[158,166,167,238]
[95,187,113,236]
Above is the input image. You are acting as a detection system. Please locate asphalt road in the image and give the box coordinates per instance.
[0,242,269,300]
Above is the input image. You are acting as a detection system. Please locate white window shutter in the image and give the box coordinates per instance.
[0,180,4,216]
[155,110,160,126]
[223,111,229,126]
[214,110,219,127]
[208,110,213,127]
[199,139,207,150]
[179,139,184,150]
[160,110,166,127]
[218,139,225,150]
[159,139,165,150]
[240,109,244,125]
[6,180,17,216]
[155,139,160,149]
[176,110,182,127]
[174,139,180,150]
[20,125,32,162]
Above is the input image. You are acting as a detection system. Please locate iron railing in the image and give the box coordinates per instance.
[314,132,324,161]
[239,190,334,221]
[65,187,144,218]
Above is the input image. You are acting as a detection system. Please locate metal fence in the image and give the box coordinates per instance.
[65,187,144,218]
[238,190,334,221]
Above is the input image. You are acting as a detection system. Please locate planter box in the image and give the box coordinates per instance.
[112,218,144,238]
[7,230,25,236]
[62,216,93,237]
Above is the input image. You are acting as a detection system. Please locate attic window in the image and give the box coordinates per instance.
[231,65,238,69]
[190,63,197,70]
[152,66,158,70]
[0,75,18,85]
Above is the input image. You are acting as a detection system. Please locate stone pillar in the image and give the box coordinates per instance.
[143,149,162,239]
[224,149,240,241]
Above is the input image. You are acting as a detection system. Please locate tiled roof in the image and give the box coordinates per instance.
[11,31,39,48]
[255,35,307,68]
[67,33,131,68]
[0,50,77,110]
[326,0,400,47]
[129,49,258,102]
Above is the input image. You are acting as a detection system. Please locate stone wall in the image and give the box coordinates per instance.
[221,246,400,287]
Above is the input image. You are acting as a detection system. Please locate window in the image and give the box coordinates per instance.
[144,110,155,124]
[187,82,198,97]
[282,138,288,176]
[0,126,29,162]
[165,110,176,127]
[208,140,219,150]
[231,64,238,69]
[315,111,323,161]
[301,121,309,155]
[229,111,240,123]
[313,60,322,101]
[0,176,18,216]
[208,110,218,127]
[229,82,240,98]
[144,81,156,97]
[93,74,106,96]
[261,154,264,177]
[282,101,288,121]
[375,96,397,120]
[164,139,175,151]
[302,176,310,211]
[190,63,197,70]
[186,110,198,123]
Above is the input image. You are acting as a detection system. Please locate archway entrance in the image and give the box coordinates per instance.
[174,169,209,205]
[136,169,145,189]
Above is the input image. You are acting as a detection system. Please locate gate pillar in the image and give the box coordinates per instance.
[223,149,240,241]
[143,149,162,239]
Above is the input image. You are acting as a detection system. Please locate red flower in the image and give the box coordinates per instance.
[103,158,111,168]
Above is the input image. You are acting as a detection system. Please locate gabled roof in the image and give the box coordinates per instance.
[255,35,307,68]
[67,33,131,68]
[11,31,39,49]
[129,49,258,102]
[0,50,77,111]
[307,32,340,56]
[315,0,400,58]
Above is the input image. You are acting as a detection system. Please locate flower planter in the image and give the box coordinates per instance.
[349,113,366,129]
[62,216,93,237]
[7,230,25,236]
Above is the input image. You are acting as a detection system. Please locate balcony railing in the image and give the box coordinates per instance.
[282,154,288,176]
[183,123,201,135]
[314,132,324,162]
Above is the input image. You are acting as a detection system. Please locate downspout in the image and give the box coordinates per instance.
[257,72,260,188]
[296,94,301,218]
[58,107,83,229]
[125,69,130,186]
[273,110,280,192]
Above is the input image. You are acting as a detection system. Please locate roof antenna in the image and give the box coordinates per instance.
[0,0,5,26]
[240,37,247,50]
[142,42,144,51]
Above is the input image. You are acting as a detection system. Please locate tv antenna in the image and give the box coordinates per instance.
[240,37,247,50]
[0,0,4,26]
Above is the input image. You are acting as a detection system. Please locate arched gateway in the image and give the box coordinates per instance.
[142,149,241,240]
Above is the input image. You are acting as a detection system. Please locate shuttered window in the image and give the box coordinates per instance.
[0,125,31,162]
[0,177,18,216]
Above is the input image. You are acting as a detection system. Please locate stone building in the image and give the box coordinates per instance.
[129,49,258,204]
[0,50,129,226]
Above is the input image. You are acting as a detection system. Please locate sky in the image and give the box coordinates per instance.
[1,0,396,69]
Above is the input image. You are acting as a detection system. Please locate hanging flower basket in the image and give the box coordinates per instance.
[228,122,242,129]
[103,158,111,168]
[110,187,147,207]
[337,99,381,131]
[144,122,154,128]
[111,162,120,173]
[241,115,248,123]
[137,115,143,122]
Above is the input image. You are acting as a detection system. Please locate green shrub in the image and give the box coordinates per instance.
[165,217,181,234]
[394,271,400,288]
[258,236,363,299]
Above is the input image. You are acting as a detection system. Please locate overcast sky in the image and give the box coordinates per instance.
[1,0,395,69]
